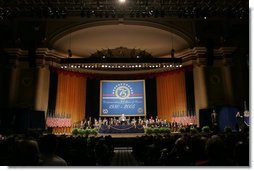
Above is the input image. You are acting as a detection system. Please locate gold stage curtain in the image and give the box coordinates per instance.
[156,70,187,121]
[55,72,86,125]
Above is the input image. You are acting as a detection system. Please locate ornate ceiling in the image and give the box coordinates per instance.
[52,22,190,58]
[0,0,249,74]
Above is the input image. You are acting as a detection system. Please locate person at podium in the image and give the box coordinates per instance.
[119,114,127,125]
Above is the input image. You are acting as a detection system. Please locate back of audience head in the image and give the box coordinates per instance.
[39,134,58,155]
[205,135,227,164]
[13,139,40,166]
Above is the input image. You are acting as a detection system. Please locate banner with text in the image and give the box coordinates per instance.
[100,80,146,116]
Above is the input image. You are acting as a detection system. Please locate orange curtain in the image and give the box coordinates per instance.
[156,70,187,121]
[55,72,87,125]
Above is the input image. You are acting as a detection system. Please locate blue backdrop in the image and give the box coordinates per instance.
[218,107,239,131]
[100,80,146,116]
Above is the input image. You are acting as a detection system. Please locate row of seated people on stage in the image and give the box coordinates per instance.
[73,115,194,132]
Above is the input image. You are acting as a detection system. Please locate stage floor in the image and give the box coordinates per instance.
[98,133,145,138]
[53,132,179,138]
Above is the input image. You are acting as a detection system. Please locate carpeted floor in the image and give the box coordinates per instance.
[110,147,142,166]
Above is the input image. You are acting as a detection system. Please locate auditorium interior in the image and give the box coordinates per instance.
[0,0,250,166]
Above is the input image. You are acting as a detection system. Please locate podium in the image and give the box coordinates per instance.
[119,115,127,125]
[120,120,127,125]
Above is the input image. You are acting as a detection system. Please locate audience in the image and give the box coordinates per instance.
[0,124,249,166]
[133,127,249,166]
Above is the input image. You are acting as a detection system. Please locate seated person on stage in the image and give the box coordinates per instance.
[80,120,85,129]
[131,117,137,125]
[119,114,127,125]
[93,118,99,128]
[113,117,117,125]
[103,117,108,125]
[138,116,142,124]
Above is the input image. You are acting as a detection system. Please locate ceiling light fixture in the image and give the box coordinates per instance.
[67,33,72,58]
[119,0,126,3]
[171,34,175,58]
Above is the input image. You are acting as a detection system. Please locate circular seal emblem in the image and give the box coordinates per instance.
[115,86,131,99]
[103,109,108,114]
[138,108,143,113]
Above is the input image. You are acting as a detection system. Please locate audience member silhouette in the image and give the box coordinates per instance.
[12,139,41,166]
[203,135,234,166]
[38,134,67,166]
[95,138,110,165]
[234,140,249,166]
[167,137,192,165]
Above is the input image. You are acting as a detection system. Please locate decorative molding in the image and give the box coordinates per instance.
[3,46,236,73]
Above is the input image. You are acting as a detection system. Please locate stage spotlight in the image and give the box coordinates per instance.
[149,10,154,16]
[129,10,134,18]
[86,11,91,18]
[105,11,109,18]
[160,10,165,17]
[154,10,159,18]
[119,0,126,3]
[111,10,116,18]
[136,12,140,18]
[171,49,175,58]
[80,10,85,18]
[141,11,147,18]
[68,49,72,58]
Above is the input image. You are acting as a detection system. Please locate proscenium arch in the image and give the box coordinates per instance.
[48,20,194,57]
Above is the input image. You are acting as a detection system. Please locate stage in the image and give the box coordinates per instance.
[98,133,145,138]
[98,124,145,134]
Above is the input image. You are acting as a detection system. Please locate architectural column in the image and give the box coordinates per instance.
[221,65,234,105]
[35,66,50,113]
[9,67,20,107]
[193,64,208,126]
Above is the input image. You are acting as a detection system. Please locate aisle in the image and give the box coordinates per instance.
[110,147,142,166]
